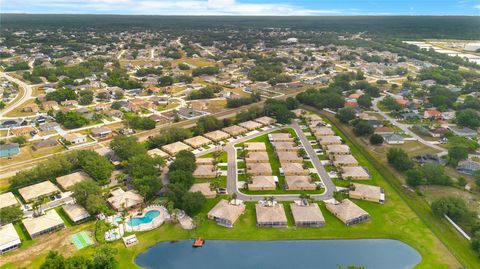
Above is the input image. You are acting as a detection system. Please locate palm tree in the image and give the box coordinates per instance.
[245,172,253,184]
[299,193,311,203]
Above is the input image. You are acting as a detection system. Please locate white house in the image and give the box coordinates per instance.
[0,223,21,254]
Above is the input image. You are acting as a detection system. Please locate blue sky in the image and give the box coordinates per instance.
[1,0,480,15]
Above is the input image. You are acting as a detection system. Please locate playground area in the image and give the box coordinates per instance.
[70,231,94,250]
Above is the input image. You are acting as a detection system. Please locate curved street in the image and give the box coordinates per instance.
[0,72,34,119]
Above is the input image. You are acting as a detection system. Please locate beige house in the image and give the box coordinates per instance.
[313,127,335,137]
[281,162,309,176]
[349,183,385,204]
[304,114,322,122]
[189,183,217,199]
[248,176,277,191]
[318,136,342,146]
[56,171,91,190]
[290,203,325,227]
[91,126,112,138]
[254,116,276,126]
[203,130,230,142]
[277,151,303,163]
[0,223,21,254]
[207,199,245,228]
[222,125,248,136]
[326,144,351,155]
[273,142,297,152]
[269,133,294,142]
[245,151,270,163]
[18,181,60,203]
[161,141,192,156]
[22,210,65,238]
[326,199,370,226]
[332,154,359,167]
[246,162,272,176]
[62,204,91,223]
[147,148,169,158]
[107,188,143,211]
[239,120,263,130]
[62,133,87,144]
[255,203,288,228]
[244,142,266,152]
[341,166,370,180]
[193,165,218,179]
[0,192,19,210]
[184,136,212,148]
[196,157,214,165]
[285,176,316,190]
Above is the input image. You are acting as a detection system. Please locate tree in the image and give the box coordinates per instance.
[181,192,206,215]
[128,153,158,178]
[132,175,162,201]
[456,109,480,129]
[169,170,195,189]
[357,94,372,108]
[380,96,402,111]
[40,251,66,269]
[264,99,294,124]
[72,180,108,215]
[352,120,374,137]
[158,76,174,86]
[369,134,384,145]
[11,136,27,145]
[448,146,468,167]
[78,90,94,105]
[0,206,23,225]
[92,245,117,269]
[387,148,414,171]
[431,196,474,223]
[420,163,453,186]
[169,150,196,173]
[77,150,114,184]
[110,135,146,161]
[406,169,424,187]
[336,107,356,124]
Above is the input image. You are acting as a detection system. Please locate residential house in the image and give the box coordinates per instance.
[349,183,385,204]
[326,199,370,226]
[255,202,288,228]
[0,223,21,254]
[22,210,65,238]
[207,199,245,228]
[290,202,325,227]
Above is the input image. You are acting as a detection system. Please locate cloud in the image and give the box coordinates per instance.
[1,0,341,15]
[475,4,480,9]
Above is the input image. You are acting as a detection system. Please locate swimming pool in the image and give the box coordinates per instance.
[127,210,161,226]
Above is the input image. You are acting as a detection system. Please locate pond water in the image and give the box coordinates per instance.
[135,239,421,269]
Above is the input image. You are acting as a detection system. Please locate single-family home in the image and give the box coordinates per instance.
[161,141,192,156]
[239,120,263,131]
[0,223,21,254]
[207,199,246,228]
[222,125,248,136]
[203,130,230,142]
[193,165,218,179]
[62,204,91,223]
[349,183,385,204]
[62,133,87,144]
[244,142,266,152]
[56,171,92,190]
[0,192,19,210]
[91,126,112,138]
[18,181,60,203]
[107,188,143,211]
[248,176,277,191]
[245,151,270,163]
[189,183,216,199]
[254,116,276,126]
[382,133,405,145]
[284,176,316,190]
[246,162,272,176]
[340,166,371,180]
[290,202,325,227]
[184,136,212,148]
[255,202,288,228]
[326,199,370,226]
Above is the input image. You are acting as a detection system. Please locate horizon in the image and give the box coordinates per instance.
[2,0,480,16]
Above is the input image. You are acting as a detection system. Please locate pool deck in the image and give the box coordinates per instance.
[124,206,170,232]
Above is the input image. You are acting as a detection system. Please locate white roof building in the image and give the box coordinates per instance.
[0,223,21,254]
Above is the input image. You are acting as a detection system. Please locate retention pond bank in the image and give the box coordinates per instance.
[135,239,421,269]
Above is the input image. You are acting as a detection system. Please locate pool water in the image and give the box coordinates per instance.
[127,210,161,226]
[135,239,421,269]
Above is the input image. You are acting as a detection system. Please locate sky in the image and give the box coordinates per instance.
[1,0,480,15]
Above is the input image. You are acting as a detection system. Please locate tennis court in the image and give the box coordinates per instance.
[71,231,94,250]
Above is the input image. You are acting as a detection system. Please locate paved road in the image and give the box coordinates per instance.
[219,123,335,201]
[0,72,34,119]
[372,95,447,156]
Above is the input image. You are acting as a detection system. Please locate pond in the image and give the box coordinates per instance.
[135,239,421,269]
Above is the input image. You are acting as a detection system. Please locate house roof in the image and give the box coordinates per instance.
[62,133,86,142]
[349,183,383,201]
[245,151,270,163]
[269,133,293,142]
[196,157,214,164]
[313,127,335,136]
[189,183,216,198]
[0,223,20,247]
[285,176,315,189]
[0,192,19,210]
[281,162,308,174]
[147,148,169,158]
[249,176,277,189]
[326,144,350,154]
[222,125,247,136]
[273,142,297,151]
[193,165,217,178]
[239,120,263,130]
[326,199,369,223]
[333,155,358,166]
[62,203,90,221]
[184,135,212,148]
[22,210,64,236]
[246,162,272,174]
[107,188,143,210]
[161,141,192,156]
[290,203,325,223]
[18,181,59,202]
[277,151,302,162]
[91,126,112,135]
[318,136,342,144]
[203,130,230,141]
[255,203,288,224]
[244,142,266,151]
[208,199,245,225]
[254,116,276,125]
[341,166,370,179]
[56,171,91,190]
